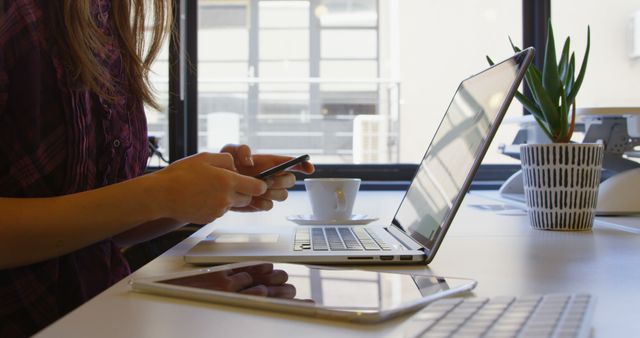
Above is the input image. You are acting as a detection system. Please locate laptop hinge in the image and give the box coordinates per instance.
[386,226,424,251]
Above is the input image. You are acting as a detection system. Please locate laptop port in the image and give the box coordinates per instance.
[380,255,394,260]
[347,256,373,260]
[400,255,413,261]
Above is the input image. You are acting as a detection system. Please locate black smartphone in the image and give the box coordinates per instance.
[254,154,310,179]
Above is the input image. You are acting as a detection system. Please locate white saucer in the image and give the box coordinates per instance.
[286,214,379,226]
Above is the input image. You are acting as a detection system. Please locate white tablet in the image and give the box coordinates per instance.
[130,261,476,323]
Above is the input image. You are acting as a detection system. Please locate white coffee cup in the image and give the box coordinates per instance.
[304,178,361,220]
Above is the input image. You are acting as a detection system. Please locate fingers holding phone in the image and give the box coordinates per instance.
[237,173,293,211]
[220,144,254,168]
[150,148,314,221]
[151,152,268,224]
[229,152,313,212]
[221,144,314,177]
[255,155,315,180]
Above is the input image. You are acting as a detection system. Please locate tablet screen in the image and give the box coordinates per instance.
[156,263,471,313]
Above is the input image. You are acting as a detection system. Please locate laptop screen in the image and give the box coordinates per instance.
[392,50,532,254]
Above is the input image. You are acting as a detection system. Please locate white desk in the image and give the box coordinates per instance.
[36,191,640,338]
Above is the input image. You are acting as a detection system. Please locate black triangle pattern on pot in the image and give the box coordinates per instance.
[520,144,604,231]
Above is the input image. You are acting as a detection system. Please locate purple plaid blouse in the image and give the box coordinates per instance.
[0,0,149,336]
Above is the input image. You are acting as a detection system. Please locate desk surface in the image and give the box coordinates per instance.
[36,191,640,338]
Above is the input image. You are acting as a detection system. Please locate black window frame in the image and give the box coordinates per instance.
[159,0,550,190]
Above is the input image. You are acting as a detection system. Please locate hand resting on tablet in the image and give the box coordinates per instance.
[160,263,296,299]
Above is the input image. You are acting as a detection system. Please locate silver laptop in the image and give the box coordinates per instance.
[185,48,534,265]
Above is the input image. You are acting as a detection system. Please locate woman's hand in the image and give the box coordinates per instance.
[151,152,268,224]
[161,263,296,299]
[221,144,315,212]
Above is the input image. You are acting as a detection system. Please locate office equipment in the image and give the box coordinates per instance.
[292,226,390,251]
[130,261,476,323]
[36,193,637,338]
[473,189,640,233]
[184,48,534,265]
[596,167,640,215]
[581,107,640,215]
[402,293,594,338]
[498,107,640,215]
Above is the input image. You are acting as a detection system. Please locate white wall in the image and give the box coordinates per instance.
[553,0,640,107]
[394,0,522,163]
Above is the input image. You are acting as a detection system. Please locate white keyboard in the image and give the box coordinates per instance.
[403,293,594,338]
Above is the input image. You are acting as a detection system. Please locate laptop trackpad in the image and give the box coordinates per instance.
[209,233,279,244]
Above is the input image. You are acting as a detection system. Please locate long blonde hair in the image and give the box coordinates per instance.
[48,0,172,110]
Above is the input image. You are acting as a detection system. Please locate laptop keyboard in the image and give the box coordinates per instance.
[403,293,593,338]
[293,227,391,251]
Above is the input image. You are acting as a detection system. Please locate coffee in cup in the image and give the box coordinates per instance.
[303,178,361,220]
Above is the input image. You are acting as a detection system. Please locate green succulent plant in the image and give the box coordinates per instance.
[487,21,590,143]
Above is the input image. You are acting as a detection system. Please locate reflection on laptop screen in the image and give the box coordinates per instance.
[393,53,526,251]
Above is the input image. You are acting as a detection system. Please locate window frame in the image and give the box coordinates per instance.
[159,0,550,188]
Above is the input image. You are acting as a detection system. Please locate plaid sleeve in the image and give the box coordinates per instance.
[0,0,22,118]
[0,61,7,118]
[0,0,45,117]
[0,6,9,116]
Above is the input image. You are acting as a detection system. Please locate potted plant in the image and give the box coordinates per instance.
[488,21,604,231]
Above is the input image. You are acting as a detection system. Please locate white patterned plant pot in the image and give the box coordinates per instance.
[520,143,604,231]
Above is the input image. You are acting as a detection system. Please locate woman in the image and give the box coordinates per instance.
[0,0,313,336]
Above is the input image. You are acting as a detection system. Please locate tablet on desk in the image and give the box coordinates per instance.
[130,261,476,323]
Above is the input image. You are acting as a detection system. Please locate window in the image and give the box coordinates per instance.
[146,22,170,167]
[163,0,552,187]
[192,0,523,167]
[197,0,387,163]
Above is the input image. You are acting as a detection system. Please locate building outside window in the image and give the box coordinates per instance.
[146,0,640,168]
